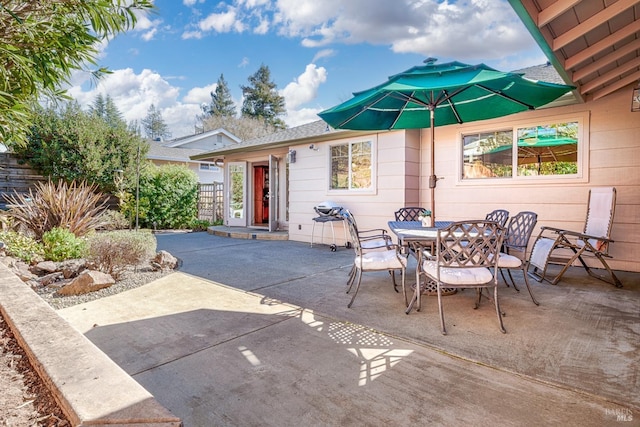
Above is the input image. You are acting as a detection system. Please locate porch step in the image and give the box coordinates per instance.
[208,226,289,241]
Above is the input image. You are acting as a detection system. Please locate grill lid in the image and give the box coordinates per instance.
[314,201,342,216]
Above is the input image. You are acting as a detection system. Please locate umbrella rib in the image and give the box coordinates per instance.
[336,92,396,128]
[389,91,416,128]
[475,84,535,109]
[442,91,463,124]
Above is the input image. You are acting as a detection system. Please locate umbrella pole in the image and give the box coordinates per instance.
[429,108,436,227]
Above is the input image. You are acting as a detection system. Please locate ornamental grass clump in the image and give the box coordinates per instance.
[86,230,156,279]
[5,180,108,240]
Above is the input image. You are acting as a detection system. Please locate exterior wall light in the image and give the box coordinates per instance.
[287,149,296,163]
[632,82,640,112]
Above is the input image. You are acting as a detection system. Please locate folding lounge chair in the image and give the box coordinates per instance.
[528,187,622,288]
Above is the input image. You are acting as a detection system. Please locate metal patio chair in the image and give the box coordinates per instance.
[394,207,430,254]
[342,209,406,308]
[394,207,425,222]
[417,220,506,335]
[497,211,539,305]
[485,209,510,227]
[528,187,621,287]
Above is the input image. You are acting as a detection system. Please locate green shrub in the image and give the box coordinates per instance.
[42,227,87,261]
[4,180,108,240]
[121,164,198,230]
[86,230,156,279]
[0,230,44,263]
[189,219,210,231]
[99,209,130,231]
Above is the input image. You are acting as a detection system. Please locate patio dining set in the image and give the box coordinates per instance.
[341,186,621,335]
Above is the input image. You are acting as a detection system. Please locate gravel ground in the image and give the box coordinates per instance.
[34,265,173,310]
[1,260,175,426]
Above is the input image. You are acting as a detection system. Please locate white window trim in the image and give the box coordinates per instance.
[327,135,377,195]
[456,111,590,187]
[199,162,220,172]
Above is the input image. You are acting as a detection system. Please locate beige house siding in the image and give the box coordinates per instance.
[199,85,639,274]
[288,130,421,245]
[287,85,638,272]
[417,83,639,273]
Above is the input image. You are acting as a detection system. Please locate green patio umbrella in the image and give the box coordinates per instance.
[318,59,574,225]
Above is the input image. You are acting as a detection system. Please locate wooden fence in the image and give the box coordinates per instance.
[0,153,45,206]
[198,182,224,224]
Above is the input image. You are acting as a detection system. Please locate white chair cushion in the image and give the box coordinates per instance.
[423,260,493,285]
[496,252,522,268]
[361,238,390,251]
[356,250,407,271]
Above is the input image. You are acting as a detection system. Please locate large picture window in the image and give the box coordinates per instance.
[462,121,579,180]
[330,140,372,190]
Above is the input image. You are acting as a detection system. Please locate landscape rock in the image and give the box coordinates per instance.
[59,259,86,279]
[57,270,115,296]
[13,262,38,282]
[152,250,177,270]
[32,261,58,274]
[36,272,63,286]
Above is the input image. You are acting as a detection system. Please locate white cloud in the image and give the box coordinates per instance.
[198,8,245,33]
[281,64,327,110]
[237,0,271,7]
[254,15,270,34]
[183,84,217,104]
[68,68,213,138]
[271,0,536,64]
[130,11,163,41]
[174,0,537,67]
[141,27,157,41]
[182,30,203,39]
[312,49,335,63]
[284,107,325,128]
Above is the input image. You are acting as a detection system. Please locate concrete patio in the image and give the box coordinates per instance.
[56,232,639,426]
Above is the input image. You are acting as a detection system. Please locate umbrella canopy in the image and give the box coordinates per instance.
[318,59,574,225]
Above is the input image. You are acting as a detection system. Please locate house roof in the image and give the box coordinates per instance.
[191,120,365,159]
[509,0,640,102]
[147,141,205,162]
[192,63,571,160]
[165,127,241,148]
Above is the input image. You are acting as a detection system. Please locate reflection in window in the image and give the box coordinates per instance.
[229,164,244,218]
[462,130,512,178]
[462,121,578,179]
[331,141,372,190]
[516,123,578,176]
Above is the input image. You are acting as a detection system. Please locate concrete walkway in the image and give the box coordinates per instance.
[58,232,639,426]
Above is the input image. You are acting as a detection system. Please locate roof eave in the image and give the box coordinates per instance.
[508,0,585,103]
[190,128,373,160]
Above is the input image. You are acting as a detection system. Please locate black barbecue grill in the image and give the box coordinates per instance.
[311,201,348,251]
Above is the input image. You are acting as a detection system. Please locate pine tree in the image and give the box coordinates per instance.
[90,94,124,128]
[240,64,286,130]
[141,104,170,140]
[204,74,236,117]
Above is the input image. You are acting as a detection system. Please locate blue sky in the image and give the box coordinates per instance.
[68,0,548,139]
